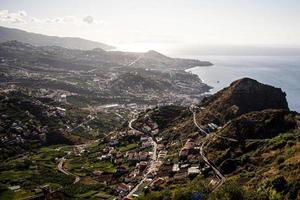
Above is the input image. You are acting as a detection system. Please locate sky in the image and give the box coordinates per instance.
[0,0,300,54]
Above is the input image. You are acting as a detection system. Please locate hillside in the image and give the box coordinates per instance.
[132,78,299,200]
[109,73,170,94]
[0,88,123,160]
[128,50,213,70]
[0,78,299,199]
[202,109,300,199]
[0,26,114,50]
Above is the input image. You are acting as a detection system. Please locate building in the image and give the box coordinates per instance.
[128,151,149,165]
[172,164,180,172]
[140,136,150,142]
[139,151,149,161]
[188,166,200,176]
[157,144,165,151]
[128,152,139,165]
[158,151,167,160]
[124,172,139,183]
[137,161,148,171]
[142,141,152,148]
[117,166,128,174]
[174,172,188,182]
[179,139,195,159]
[92,170,103,177]
[116,183,132,194]
[150,178,165,188]
[109,140,119,147]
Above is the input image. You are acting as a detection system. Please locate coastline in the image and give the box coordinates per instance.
[183,55,300,112]
[185,66,215,95]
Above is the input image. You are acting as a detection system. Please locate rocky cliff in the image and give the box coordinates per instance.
[198,78,289,125]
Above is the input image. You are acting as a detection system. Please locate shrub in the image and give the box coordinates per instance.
[286,141,295,147]
[276,156,285,165]
[286,181,300,200]
[220,159,239,174]
[271,176,287,192]
[209,180,268,200]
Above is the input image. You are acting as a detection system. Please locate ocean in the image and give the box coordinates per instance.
[186,56,300,112]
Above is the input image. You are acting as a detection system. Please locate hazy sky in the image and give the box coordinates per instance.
[1,0,300,53]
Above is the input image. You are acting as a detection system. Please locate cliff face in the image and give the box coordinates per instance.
[198,78,289,124]
[224,78,288,113]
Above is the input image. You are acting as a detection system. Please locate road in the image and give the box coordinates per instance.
[190,105,226,192]
[151,137,158,161]
[126,117,158,199]
[127,56,142,67]
[128,118,136,130]
[57,155,80,184]
[68,115,95,133]
[57,111,98,183]
[217,135,238,142]
[199,138,225,191]
[87,68,97,73]
[126,174,147,198]
[57,140,98,184]
[192,110,208,136]
[191,105,238,143]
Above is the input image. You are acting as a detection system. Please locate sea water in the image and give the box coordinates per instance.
[186,56,300,112]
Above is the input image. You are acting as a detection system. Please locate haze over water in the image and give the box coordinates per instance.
[186,56,300,112]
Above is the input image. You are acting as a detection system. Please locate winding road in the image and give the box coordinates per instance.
[58,156,80,184]
[126,116,158,199]
[68,115,95,133]
[192,109,208,136]
[57,113,97,184]
[57,142,96,184]
[190,105,226,192]
[199,138,225,191]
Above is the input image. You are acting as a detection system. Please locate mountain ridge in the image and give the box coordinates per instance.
[0,26,115,50]
[0,40,213,71]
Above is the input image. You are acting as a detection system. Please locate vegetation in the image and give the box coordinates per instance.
[138,176,210,200]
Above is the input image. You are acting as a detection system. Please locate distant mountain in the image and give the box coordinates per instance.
[127,49,212,70]
[0,40,212,71]
[0,26,114,50]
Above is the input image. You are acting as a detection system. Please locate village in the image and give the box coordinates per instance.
[58,107,222,200]
[88,114,163,199]
[0,83,224,199]
[0,86,69,146]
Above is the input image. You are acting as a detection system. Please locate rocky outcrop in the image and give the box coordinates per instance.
[198,78,289,124]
